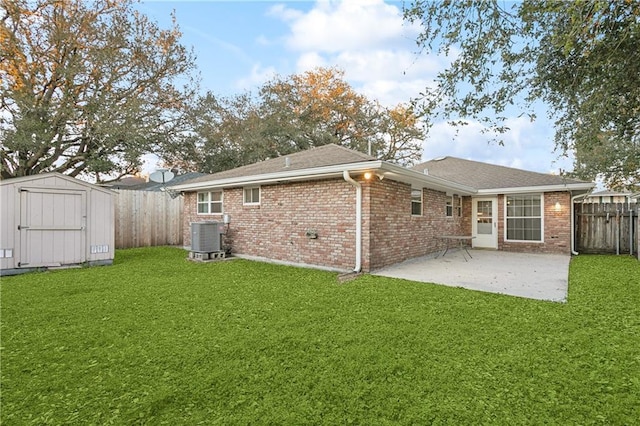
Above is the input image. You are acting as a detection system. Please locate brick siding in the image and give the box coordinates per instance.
[365,179,466,270]
[183,179,574,272]
[184,179,357,270]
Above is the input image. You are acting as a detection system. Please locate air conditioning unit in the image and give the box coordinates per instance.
[190,221,223,252]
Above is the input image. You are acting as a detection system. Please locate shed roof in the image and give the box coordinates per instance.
[412,156,592,192]
[0,172,115,195]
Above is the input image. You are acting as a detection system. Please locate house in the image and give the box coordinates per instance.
[102,172,207,192]
[0,173,115,276]
[169,144,594,272]
[583,189,636,204]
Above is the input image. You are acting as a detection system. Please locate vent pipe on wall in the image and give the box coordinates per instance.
[343,170,362,273]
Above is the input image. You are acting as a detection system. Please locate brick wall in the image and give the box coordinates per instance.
[366,179,466,270]
[183,179,358,270]
[183,179,574,272]
[184,177,472,272]
[498,191,571,254]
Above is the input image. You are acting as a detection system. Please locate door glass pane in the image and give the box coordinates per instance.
[476,201,493,234]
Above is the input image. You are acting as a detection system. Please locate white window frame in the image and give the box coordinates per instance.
[504,194,544,243]
[197,190,223,215]
[411,188,423,216]
[243,186,261,205]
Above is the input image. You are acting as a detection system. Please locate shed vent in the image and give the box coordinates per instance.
[191,221,223,252]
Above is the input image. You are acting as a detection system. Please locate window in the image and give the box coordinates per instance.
[197,191,223,214]
[457,197,463,217]
[445,196,453,217]
[506,195,542,241]
[243,187,260,205]
[411,189,422,216]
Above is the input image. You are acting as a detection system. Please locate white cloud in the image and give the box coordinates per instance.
[296,51,328,70]
[234,64,278,93]
[264,0,571,174]
[268,0,444,107]
[424,118,574,174]
[267,3,305,22]
[275,0,416,53]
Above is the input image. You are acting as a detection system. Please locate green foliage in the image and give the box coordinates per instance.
[0,0,198,181]
[169,67,424,173]
[2,247,639,424]
[404,0,640,189]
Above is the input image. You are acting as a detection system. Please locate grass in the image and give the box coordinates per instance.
[1,247,639,425]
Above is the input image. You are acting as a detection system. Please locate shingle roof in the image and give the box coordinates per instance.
[412,156,589,190]
[179,144,375,186]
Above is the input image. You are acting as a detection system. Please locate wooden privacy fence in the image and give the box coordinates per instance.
[575,202,638,255]
[114,190,183,249]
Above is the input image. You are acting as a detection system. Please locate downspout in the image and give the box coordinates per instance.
[343,171,362,272]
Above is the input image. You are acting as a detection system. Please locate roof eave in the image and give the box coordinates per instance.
[169,160,477,195]
[476,182,596,195]
[168,161,385,191]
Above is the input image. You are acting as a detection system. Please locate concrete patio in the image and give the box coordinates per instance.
[372,249,571,302]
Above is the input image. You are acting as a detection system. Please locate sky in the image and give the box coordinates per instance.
[136,0,574,176]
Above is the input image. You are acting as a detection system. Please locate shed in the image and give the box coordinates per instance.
[0,173,115,276]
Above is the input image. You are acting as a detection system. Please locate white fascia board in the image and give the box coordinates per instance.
[168,161,385,191]
[475,182,596,195]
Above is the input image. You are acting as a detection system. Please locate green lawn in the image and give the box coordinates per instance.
[1,247,639,425]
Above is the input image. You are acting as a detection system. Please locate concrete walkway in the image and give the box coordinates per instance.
[373,249,571,302]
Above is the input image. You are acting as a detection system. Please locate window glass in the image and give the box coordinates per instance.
[244,187,260,204]
[411,189,422,216]
[506,195,542,241]
[197,191,223,214]
[446,197,453,216]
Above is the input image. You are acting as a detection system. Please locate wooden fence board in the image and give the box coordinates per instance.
[575,202,638,254]
[114,190,183,249]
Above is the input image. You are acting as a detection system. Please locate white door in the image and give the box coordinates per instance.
[472,197,498,248]
[19,188,86,267]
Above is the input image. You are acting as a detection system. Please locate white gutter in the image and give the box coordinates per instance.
[343,170,362,273]
[170,161,385,191]
[477,183,595,195]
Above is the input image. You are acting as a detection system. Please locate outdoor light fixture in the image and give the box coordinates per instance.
[554,202,561,211]
[363,171,385,180]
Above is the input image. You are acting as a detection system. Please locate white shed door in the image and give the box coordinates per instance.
[19,188,87,267]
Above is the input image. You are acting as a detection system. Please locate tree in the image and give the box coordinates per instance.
[175,67,425,173]
[0,0,197,181]
[403,0,640,189]
[165,92,267,173]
